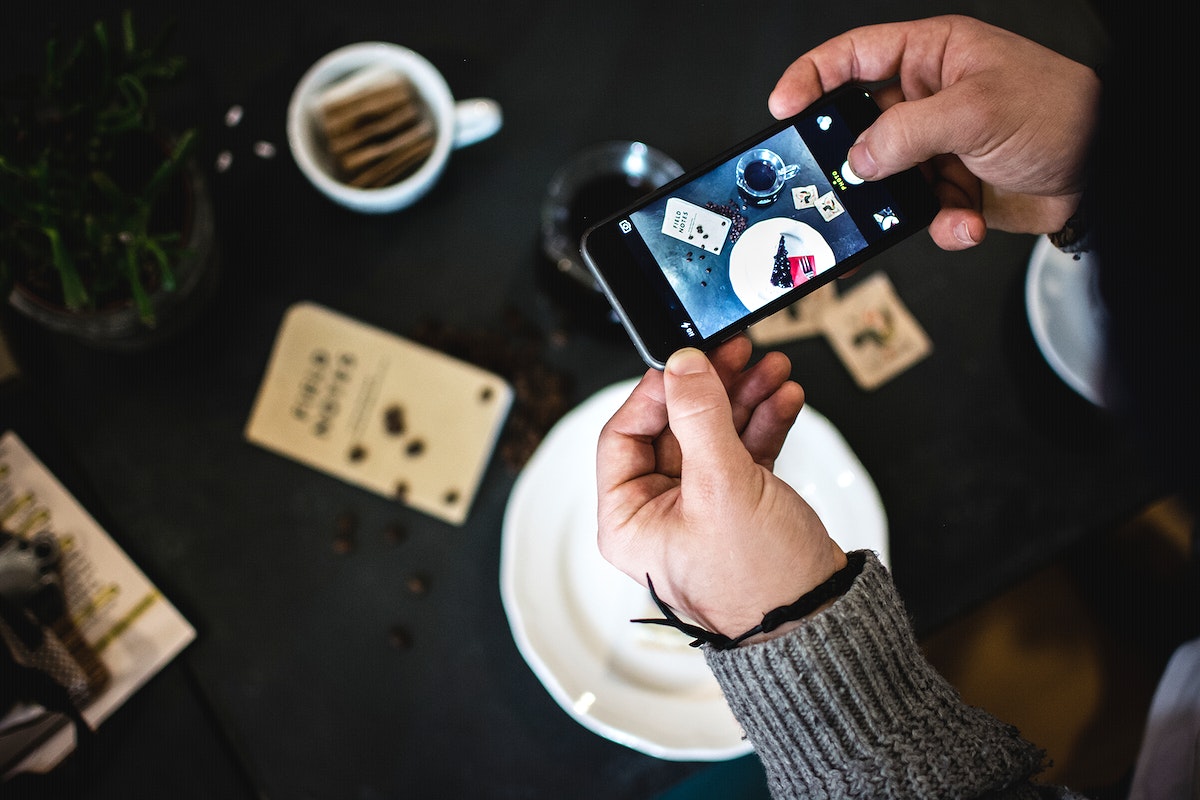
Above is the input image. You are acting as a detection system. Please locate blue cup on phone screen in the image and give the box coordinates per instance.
[735,148,800,206]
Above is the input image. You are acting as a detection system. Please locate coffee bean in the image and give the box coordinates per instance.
[388,625,413,649]
[332,511,357,554]
[384,522,407,544]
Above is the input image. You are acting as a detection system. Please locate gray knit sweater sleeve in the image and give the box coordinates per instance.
[704,550,1078,800]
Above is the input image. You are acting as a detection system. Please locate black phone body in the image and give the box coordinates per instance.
[580,86,939,369]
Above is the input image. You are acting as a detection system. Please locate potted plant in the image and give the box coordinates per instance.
[0,10,215,349]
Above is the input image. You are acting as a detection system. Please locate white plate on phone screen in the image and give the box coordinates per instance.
[500,377,888,761]
[1025,235,1109,406]
[728,218,836,313]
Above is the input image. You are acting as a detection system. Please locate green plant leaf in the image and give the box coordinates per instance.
[143,237,176,292]
[144,128,196,200]
[123,242,154,325]
[121,9,136,55]
[93,19,112,104]
[42,226,89,310]
[98,74,149,134]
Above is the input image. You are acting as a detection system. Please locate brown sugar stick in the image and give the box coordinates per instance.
[340,116,435,176]
[319,75,415,137]
[349,132,435,188]
[326,103,422,157]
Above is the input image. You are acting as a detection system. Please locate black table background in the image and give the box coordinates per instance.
[2,2,1163,798]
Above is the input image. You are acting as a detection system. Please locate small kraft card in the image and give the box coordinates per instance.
[749,281,839,345]
[661,197,731,255]
[245,302,513,525]
[821,272,932,390]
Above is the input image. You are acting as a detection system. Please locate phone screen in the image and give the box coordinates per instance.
[581,86,937,368]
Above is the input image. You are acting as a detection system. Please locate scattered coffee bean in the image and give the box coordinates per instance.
[704,200,748,241]
[443,489,459,505]
[388,625,413,650]
[405,573,429,595]
[409,308,574,471]
[384,522,407,545]
[332,511,357,554]
[348,444,367,463]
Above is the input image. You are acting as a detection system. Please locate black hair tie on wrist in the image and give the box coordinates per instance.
[632,551,867,650]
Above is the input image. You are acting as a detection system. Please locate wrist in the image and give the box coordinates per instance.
[634,550,863,650]
[735,594,842,646]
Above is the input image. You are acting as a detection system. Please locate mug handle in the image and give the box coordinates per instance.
[453,98,503,149]
[780,163,802,182]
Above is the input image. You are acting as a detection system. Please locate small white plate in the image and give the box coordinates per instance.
[728,218,836,312]
[1025,235,1109,406]
[500,378,888,761]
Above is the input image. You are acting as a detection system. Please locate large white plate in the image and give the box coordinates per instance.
[1025,235,1108,406]
[728,218,836,312]
[499,378,888,761]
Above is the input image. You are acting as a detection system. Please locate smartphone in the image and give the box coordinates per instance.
[580,85,939,369]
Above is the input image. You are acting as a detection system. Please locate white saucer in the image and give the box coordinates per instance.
[1025,235,1109,406]
[499,378,888,761]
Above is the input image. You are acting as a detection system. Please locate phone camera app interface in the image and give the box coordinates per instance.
[626,106,891,339]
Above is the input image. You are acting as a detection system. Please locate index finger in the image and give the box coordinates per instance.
[595,368,668,497]
[767,18,947,119]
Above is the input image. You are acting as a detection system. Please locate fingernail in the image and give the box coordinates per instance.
[666,348,709,375]
[849,141,877,179]
[954,221,977,246]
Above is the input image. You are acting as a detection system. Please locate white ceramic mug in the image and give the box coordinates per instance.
[287,42,502,214]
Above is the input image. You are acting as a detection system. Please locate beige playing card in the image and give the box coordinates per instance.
[748,282,839,345]
[245,302,513,525]
[821,272,932,390]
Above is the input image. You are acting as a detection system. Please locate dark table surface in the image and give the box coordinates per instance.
[2,1,1162,798]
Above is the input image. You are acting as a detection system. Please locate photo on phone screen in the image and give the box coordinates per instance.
[581,86,938,369]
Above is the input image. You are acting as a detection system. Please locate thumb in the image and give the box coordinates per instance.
[851,85,986,181]
[664,349,752,487]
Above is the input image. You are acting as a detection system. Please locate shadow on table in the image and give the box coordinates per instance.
[655,754,771,800]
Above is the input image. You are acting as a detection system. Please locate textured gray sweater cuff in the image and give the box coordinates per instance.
[704,550,1048,799]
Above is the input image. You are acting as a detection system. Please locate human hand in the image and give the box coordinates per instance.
[769,15,1100,250]
[596,337,845,643]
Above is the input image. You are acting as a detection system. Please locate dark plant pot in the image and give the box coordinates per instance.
[7,160,218,351]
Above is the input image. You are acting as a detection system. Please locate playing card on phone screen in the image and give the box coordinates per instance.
[661,198,732,255]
